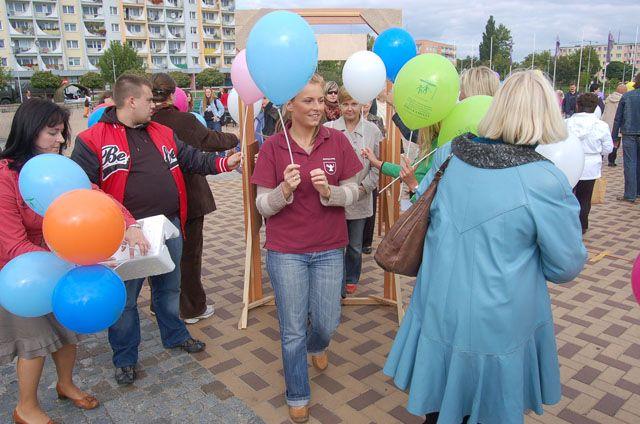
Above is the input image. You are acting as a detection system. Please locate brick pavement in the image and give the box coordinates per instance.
[0,313,264,424]
[155,162,640,424]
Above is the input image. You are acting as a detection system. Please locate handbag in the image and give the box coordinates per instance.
[203,110,214,121]
[591,177,606,204]
[374,153,453,277]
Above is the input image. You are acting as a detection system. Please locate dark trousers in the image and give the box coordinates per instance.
[573,179,596,232]
[424,413,472,424]
[362,189,377,248]
[180,216,207,319]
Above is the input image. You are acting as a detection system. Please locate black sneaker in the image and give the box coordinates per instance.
[607,162,617,167]
[178,338,206,353]
[115,366,136,386]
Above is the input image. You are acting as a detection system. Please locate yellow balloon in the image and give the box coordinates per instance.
[627,81,636,91]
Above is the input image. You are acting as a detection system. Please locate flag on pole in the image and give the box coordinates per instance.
[554,36,560,58]
[605,31,614,64]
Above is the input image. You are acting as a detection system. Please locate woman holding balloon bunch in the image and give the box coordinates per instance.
[0,99,141,424]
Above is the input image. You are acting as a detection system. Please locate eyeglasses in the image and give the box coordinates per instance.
[327,91,338,95]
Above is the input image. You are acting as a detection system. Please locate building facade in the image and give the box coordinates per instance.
[559,42,640,68]
[416,39,457,63]
[0,0,236,80]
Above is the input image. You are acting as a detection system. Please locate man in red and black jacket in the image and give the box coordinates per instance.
[71,74,241,386]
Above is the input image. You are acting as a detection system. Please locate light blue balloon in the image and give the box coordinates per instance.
[88,106,106,128]
[191,111,207,127]
[52,265,126,334]
[246,11,318,106]
[18,154,92,216]
[373,28,417,81]
[0,252,73,317]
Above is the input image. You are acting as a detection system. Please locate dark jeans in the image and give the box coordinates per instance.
[206,120,222,132]
[344,218,367,290]
[623,135,640,199]
[573,179,596,232]
[180,216,207,319]
[363,189,377,249]
[108,217,191,367]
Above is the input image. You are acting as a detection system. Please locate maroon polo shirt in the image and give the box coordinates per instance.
[251,125,363,254]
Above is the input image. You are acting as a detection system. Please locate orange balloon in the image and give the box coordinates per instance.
[43,189,125,265]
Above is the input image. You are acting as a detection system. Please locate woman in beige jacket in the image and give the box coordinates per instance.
[602,83,628,166]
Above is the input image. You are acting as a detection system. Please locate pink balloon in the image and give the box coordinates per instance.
[231,49,263,104]
[174,87,188,112]
[632,254,640,306]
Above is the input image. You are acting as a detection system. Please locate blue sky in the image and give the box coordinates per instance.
[237,0,640,61]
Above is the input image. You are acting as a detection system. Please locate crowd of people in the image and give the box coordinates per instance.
[0,66,638,424]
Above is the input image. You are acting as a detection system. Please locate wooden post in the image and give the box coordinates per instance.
[238,100,273,330]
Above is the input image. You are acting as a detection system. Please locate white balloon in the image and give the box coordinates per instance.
[535,135,585,187]
[228,89,262,124]
[342,51,387,104]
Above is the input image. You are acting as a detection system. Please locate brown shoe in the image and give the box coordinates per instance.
[289,406,309,423]
[56,384,99,410]
[13,409,55,424]
[311,351,328,371]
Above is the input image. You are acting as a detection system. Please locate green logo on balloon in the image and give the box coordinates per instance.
[394,54,459,130]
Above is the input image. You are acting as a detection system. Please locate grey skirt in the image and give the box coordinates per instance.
[0,306,83,364]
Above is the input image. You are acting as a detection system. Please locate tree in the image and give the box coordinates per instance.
[195,68,224,88]
[317,61,345,85]
[478,16,513,78]
[97,41,144,84]
[0,67,12,87]
[604,61,625,81]
[519,50,553,74]
[169,71,191,88]
[79,72,105,90]
[30,71,62,90]
[553,46,600,90]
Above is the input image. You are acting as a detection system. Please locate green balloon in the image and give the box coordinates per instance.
[393,54,459,130]
[438,95,493,146]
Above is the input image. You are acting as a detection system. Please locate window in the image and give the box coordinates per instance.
[0,58,6,67]
[66,40,79,49]
[110,6,118,15]
[68,57,81,67]
[192,56,199,65]
[87,40,103,50]
[191,27,197,34]
[190,12,196,20]
[64,23,77,32]
[192,42,198,49]
[112,23,120,32]
[0,40,3,48]
[63,5,75,14]
[189,0,195,3]
[129,24,142,33]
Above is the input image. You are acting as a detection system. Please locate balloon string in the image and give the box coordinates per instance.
[241,104,249,161]
[361,108,365,152]
[276,107,295,164]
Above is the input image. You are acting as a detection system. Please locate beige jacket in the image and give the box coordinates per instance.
[601,92,623,136]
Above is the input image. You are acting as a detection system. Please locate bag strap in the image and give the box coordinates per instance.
[433,153,454,182]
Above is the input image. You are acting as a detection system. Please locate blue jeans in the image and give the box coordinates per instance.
[623,135,640,199]
[344,218,366,292]
[108,217,191,368]
[266,249,344,407]
[206,120,222,132]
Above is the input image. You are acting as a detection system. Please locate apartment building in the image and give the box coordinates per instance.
[560,42,640,68]
[0,0,236,80]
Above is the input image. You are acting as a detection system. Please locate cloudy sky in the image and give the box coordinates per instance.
[237,0,640,60]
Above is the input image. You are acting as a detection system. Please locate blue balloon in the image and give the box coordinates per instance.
[191,111,207,127]
[0,252,73,317]
[18,154,92,216]
[246,11,318,105]
[373,28,417,81]
[52,265,126,334]
[87,106,106,128]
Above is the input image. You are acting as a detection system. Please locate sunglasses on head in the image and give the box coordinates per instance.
[327,90,338,95]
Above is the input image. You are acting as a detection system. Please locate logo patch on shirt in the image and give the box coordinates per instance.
[102,145,130,180]
[323,157,337,175]
[162,146,179,170]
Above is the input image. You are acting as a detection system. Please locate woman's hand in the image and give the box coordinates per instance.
[282,164,301,199]
[399,155,419,192]
[310,168,331,199]
[226,152,242,169]
[124,226,151,258]
[361,147,382,169]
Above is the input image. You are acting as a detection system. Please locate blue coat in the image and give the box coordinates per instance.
[384,138,587,424]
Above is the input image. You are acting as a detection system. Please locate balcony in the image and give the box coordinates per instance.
[202,15,220,24]
[81,0,102,3]
[123,0,144,4]
[168,30,185,39]
[151,58,168,70]
[220,0,235,11]
[7,7,32,17]
[37,24,61,36]
[149,30,167,39]
[204,48,219,55]
[34,9,57,19]
[169,58,187,69]
[222,33,234,41]
[203,31,220,40]
[39,45,62,55]
[222,19,235,27]
[224,48,235,56]
[84,23,107,37]
[13,45,37,54]
[10,24,35,36]
[147,12,164,22]
[165,13,184,23]
[82,7,103,20]
[126,29,148,38]
[124,10,146,22]
[45,63,64,70]
[150,43,166,53]
[165,0,183,8]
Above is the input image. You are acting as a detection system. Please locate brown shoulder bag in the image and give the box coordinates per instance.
[374,153,453,277]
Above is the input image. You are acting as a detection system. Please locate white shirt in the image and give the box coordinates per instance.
[565,112,613,180]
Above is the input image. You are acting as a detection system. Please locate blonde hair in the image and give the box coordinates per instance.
[276,74,326,133]
[324,80,338,95]
[477,70,567,146]
[337,86,354,104]
[459,66,500,99]
[418,122,441,155]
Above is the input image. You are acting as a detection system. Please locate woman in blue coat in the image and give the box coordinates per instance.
[384,70,588,424]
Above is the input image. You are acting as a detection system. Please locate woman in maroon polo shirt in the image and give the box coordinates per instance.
[251,74,363,423]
